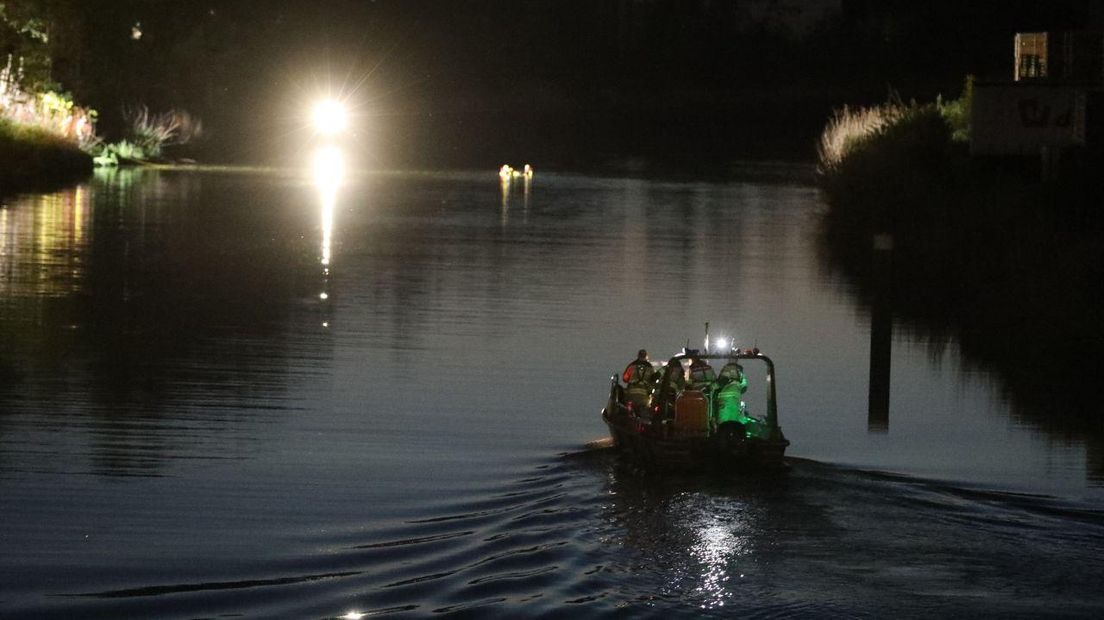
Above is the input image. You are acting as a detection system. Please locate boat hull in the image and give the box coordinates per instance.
[602,407,789,472]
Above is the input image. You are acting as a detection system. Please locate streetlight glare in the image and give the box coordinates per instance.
[312,145,345,189]
[313,99,347,135]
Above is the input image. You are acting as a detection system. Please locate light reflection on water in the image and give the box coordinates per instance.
[690,519,743,609]
[1,168,1103,617]
[1,168,1100,488]
[499,172,531,228]
[0,186,90,298]
[314,146,343,316]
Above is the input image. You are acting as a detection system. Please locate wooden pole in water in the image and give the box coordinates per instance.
[868,232,893,433]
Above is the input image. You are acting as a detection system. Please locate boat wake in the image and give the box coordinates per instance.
[13,452,1104,619]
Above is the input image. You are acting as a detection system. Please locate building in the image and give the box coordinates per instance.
[1014,31,1104,83]
[972,29,1104,156]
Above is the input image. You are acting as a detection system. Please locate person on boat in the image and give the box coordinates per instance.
[713,362,754,429]
[622,349,652,384]
[666,360,687,391]
[674,359,713,433]
[715,362,747,391]
[688,358,716,393]
[622,350,656,410]
[653,359,687,415]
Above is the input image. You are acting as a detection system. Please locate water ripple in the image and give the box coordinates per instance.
[68,570,363,599]
[352,530,475,550]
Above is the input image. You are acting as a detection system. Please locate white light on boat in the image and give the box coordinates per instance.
[715,338,728,352]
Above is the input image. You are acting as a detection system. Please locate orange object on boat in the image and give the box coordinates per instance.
[673,389,708,434]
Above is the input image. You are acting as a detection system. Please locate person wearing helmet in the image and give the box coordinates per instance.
[622,350,656,411]
[622,349,652,384]
[688,358,716,393]
[714,362,753,427]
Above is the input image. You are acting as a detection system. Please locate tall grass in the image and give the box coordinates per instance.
[816,102,906,174]
[818,81,972,179]
[0,55,97,148]
[816,94,961,230]
[0,116,73,149]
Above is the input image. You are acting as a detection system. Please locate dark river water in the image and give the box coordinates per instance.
[2,166,1103,618]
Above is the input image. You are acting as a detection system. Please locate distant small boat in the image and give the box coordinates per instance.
[601,348,789,471]
[498,164,534,180]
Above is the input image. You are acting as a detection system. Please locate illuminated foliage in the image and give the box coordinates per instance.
[817,81,971,178]
[122,104,202,157]
[0,54,97,146]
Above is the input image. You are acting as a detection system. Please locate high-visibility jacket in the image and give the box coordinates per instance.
[714,373,749,425]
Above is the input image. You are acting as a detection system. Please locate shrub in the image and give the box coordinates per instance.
[92,140,150,167]
[818,80,971,179]
[818,100,951,178]
[937,76,973,143]
[123,104,203,158]
[817,99,954,226]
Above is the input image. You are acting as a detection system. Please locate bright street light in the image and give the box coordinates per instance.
[312,99,347,135]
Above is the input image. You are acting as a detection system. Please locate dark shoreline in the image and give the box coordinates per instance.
[818,141,1104,461]
[0,136,94,198]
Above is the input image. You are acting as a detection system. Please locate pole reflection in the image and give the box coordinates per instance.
[868,233,893,433]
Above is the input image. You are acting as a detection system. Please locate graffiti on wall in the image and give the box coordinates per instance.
[972,84,1086,154]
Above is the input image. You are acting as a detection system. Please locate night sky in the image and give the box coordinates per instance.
[12,0,1104,167]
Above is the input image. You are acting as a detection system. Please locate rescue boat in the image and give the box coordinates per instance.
[601,348,789,471]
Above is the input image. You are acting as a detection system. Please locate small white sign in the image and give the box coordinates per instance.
[971,83,1086,154]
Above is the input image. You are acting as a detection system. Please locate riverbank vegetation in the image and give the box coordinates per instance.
[0,56,94,189]
[817,81,1104,438]
[1,7,202,190]
[816,80,977,227]
[0,116,91,186]
[1,70,199,189]
[92,105,203,166]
